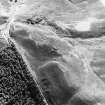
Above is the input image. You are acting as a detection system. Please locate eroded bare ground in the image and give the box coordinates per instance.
[1,0,105,105]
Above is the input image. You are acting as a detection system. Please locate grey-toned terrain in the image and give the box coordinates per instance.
[0,0,105,105]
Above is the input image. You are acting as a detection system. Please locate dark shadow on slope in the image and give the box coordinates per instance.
[9,30,62,61]
[66,28,105,39]
[37,62,78,105]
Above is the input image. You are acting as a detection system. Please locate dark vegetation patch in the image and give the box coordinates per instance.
[0,41,47,105]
